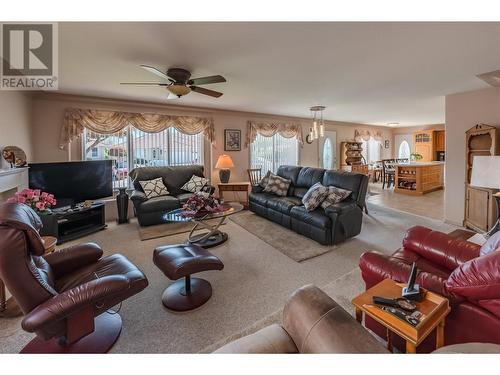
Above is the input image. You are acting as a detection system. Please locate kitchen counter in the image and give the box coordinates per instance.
[394,162,444,195]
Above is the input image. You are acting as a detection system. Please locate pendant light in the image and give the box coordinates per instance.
[307,106,326,144]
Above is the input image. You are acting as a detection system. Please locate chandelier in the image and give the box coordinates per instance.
[307,105,326,143]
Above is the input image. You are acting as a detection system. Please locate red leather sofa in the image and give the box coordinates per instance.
[359,226,500,353]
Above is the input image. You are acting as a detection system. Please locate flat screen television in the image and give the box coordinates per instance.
[29,160,113,207]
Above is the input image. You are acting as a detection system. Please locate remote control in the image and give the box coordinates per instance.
[381,306,420,327]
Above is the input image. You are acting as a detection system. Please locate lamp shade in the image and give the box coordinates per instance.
[215,154,235,169]
[470,156,500,189]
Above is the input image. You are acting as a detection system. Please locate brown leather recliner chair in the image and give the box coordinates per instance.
[0,203,148,353]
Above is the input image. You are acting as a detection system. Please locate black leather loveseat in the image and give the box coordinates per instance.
[129,165,214,226]
[249,166,368,245]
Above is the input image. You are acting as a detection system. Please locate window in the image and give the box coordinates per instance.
[250,133,298,173]
[83,127,204,189]
[361,138,381,163]
[398,140,411,159]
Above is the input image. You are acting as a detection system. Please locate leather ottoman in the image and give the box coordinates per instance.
[153,244,224,311]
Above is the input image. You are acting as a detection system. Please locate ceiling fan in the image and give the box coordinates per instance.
[121,65,226,99]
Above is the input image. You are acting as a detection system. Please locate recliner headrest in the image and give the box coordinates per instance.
[0,203,45,256]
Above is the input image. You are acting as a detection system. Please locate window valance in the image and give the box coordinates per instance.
[60,108,215,149]
[354,129,383,142]
[245,121,303,148]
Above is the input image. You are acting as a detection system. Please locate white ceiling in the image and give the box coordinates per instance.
[58,22,500,126]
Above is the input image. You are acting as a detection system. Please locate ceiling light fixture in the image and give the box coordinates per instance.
[167,83,191,97]
[388,122,399,127]
[307,106,326,144]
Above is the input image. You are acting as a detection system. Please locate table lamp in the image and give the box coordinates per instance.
[470,156,500,236]
[215,154,235,183]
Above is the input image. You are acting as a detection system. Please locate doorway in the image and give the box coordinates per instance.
[319,130,337,169]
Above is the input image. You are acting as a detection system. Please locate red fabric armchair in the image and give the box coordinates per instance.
[359,226,500,353]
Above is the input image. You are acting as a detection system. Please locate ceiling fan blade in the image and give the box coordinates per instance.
[140,65,173,81]
[120,82,169,86]
[190,86,223,97]
[188,75,226,85]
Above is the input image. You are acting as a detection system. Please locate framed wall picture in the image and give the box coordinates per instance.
[224,129,241,151]
[384,140,390,149]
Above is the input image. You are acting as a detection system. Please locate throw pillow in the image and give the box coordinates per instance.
[259,170,272,188]
[321,186,352,209]
[181,174,209,193]
[302,182,330,211]
[263,174,291,197]
[480,231,500,256]
[139,177,169,199]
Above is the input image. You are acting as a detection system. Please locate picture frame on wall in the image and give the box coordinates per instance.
[384,140,390,149]
[224,129,241,151]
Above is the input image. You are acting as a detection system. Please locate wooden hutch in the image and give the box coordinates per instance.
[340,141,368,174]
[464,124,500,232]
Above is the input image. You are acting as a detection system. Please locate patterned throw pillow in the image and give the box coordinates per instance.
[302,182,330,211]
[259,170,272,188]
[139,177,169,199]
[263,174,291,197]
[181,174,209,193]
[321,186,352,209]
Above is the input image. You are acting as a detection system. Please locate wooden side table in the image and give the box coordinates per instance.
[352,278,450,354]
[218,182,251,209]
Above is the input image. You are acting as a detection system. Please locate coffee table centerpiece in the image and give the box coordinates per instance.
[165,193,243,248]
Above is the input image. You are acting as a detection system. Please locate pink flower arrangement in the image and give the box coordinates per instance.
[7,188,57,214]
[181,192,225,217]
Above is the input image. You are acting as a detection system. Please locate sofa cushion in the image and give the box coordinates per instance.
[321,186,352,209]
[276,165,301,195]
[264,174,291,197]
[302,182,329,211]
[138,195,180,213]
[322,170,366,202]
[129,165,205,196]
[290,206,331,229]
[139,177,169,198]
[249,192,276,207]
[294,167,326,199]
[181,174,209,193]
[267,196,303,213]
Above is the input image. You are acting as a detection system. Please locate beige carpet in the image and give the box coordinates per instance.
[0,202,457,353]
[138,218,226,241]
[230,211,337,262]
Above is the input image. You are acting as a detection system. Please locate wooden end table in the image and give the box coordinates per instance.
[218,182,251,209]
[352,278,450,353]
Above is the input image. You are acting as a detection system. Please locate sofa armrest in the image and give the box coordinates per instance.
[402,226,480,271]
[324,199,358,215]
[214,324,298,353]
[130,190,148,205]
[21,275,130,333]
[43,243,103,278]
[251,185,264,194]
[359,251,464,304]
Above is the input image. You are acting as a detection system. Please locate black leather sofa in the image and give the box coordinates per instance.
[129,165,214,226]
[249,166,368,245]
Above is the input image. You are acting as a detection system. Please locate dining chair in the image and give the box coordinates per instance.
[247,168,262,186]
[382,159,396,189]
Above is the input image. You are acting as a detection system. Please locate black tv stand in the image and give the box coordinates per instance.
[40,202,106,244]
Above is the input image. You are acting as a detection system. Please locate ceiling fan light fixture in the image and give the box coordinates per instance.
[167,84,191,97]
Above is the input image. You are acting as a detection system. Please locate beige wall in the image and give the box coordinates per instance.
[31,93,393,185]
[0,92,33,169]
[445,87,500,225]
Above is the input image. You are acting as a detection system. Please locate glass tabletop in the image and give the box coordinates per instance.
[163,202,244,222]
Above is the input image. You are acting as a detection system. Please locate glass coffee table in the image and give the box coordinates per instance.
[164,202,244,248]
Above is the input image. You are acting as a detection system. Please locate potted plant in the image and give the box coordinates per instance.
[181,192,225,218]
[7,188,57,215]
[410,153,423,162]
